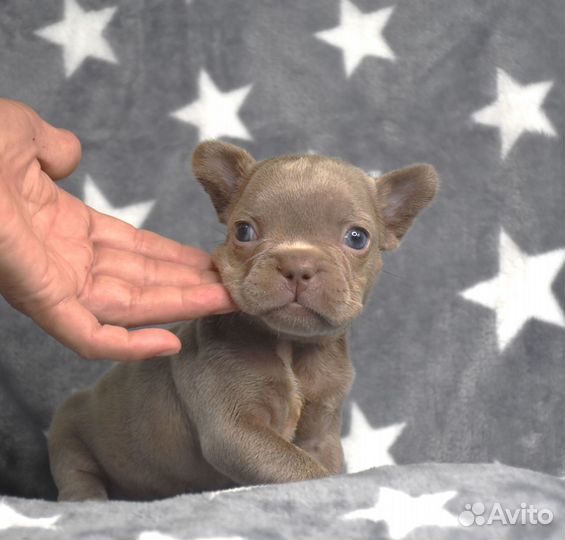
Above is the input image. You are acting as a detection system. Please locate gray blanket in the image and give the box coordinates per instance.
[1,464,564,540]
[0,0,563,538]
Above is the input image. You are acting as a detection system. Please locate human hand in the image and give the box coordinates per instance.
[0,99,236,361]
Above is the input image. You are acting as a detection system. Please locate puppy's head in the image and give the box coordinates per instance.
[193,141,438,339]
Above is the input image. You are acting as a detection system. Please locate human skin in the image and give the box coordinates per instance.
[0,99,235,361]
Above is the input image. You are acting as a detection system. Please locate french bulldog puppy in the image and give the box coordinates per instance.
[48,141,439,501]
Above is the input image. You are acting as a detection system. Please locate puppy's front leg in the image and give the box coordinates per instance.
[294,402,345,475]
[200,420,329,485]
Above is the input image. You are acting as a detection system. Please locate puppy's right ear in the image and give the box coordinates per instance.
[192,140,256,223]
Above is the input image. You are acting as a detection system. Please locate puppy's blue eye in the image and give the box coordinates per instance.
[344,227,369,250]
[235,222,257,242]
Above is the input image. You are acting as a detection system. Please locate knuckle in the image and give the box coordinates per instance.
[128,286,144,314]
[79,327,107,361]
[133,229,146,253]
[61,129,82,160]
[142,256,157,284]
[75,343,98,361]
[68,129,81,150]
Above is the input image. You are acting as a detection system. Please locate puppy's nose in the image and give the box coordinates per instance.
[276,252,320,293]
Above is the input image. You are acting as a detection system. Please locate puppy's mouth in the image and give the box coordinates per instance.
[279,301,315,316]
[258,300,338,336]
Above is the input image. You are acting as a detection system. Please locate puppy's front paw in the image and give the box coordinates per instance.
[57,487,109,502]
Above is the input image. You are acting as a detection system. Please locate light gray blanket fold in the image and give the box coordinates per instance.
[1,464,564,540]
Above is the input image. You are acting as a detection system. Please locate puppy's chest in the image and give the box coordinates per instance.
[273,342,303,439]
[272,341,331,440]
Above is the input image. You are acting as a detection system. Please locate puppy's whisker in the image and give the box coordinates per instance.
[381,269,404,280]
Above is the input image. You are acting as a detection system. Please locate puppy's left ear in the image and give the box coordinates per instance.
[192,140,256,223]
[375,164,439,250]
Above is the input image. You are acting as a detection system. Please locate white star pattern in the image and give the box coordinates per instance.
[472,68,557,159]
[138,533,176,540]
[204,485,259,501]
[342,487,459,540]
[0,501,60,531]
[342,402,405,473]
[35,0,118,77]
[315,0,395,77]
[171,70,253,141]
[460,229,565,351]
[84,175,155,228]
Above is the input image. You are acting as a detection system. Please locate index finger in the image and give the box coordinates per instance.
[89,208,214,270]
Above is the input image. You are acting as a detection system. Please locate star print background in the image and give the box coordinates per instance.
[0,0,563,516]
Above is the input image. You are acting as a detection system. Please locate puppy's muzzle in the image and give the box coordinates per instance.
[275,249,322,299]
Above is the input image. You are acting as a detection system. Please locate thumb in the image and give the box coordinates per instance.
[2,99,82,180]
[36,121,82,180]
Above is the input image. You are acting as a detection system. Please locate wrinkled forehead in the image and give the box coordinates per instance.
[233,156,379,231]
